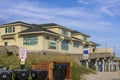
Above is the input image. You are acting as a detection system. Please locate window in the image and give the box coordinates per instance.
[62,29,68,36]
[5,27,15,33]
[54,38,58,41]
[83,44,88,49]
[48,42,56,49]
[46,36,49,40]
[23,35,38,45]
[73,41,79,48]
[83,36,87,41]
[61,40,69,50]
[4,42,8,46]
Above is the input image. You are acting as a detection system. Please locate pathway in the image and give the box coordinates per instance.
[85,71,120,80]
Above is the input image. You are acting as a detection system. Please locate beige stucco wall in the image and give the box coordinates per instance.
[72,34,90,41]
[42,34,83,54]
[42,34,58,52]
[0,25,29,35]
[73,35,83,39]
[47,27,71,37]
[47,27,60,34]
[69,42,83,54]
[0,39,16,46]
[16,34,43,51]
[94,48,113,53]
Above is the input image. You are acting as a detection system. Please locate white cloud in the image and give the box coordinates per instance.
[0,0,118,33]
[78,0,89,4]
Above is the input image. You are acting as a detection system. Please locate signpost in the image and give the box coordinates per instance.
[19,48,27,69]
[83,48,89,59]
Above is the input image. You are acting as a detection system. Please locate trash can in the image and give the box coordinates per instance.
[53,64,67,80]
[0,66,9,70]
[13,70,30,80]
[31,70,48,80]
[0,70,12,80]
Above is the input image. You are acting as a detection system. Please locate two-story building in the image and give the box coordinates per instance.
[0,21,99,54]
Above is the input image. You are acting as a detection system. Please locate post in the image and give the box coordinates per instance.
[56,40,59,53]
[102,59,105,72]
[86,59,90,68]
[108,59,111,72]
[95,59,99,72]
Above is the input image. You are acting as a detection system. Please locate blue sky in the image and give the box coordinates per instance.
[0,0,120,57]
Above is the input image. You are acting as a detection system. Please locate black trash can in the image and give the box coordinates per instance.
[13,70,30,80]
[0,70,12,80]
[53,64,67,80]
[31,70,48,80]
[0,66,9,70]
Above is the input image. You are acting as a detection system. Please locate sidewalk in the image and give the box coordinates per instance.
[84,71,120,80]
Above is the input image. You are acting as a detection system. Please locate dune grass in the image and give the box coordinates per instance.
[0,53,95,80]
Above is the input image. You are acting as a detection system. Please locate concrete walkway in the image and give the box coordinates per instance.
[85,71,120,80]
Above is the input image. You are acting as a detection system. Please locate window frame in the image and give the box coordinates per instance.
[73,41,79,48]
[23,35,38,46]
[48,42,56,49]
[61,40,69,50]
[5,27,15,33]
[62,29,68,36]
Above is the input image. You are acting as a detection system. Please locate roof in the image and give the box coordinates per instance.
[19,26,60,35]
[72,30,90,37]
[40,23,73,31]
[90,41,100,46]
[1,21,90,37]
[0,21,33,28]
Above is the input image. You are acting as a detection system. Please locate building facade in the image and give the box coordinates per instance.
[0,21,100,54]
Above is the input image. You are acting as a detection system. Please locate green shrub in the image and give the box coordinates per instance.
[0,54,95,80]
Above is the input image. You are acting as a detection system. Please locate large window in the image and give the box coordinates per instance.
[83,36,87,41]
[48,42,56,49]
[73,41,79,48]
[61,40,69,50]
[5,27,15,33]
[62,29,68,36]
[23,35,38,45]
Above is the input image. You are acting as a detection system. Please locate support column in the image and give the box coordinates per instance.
[95,59,99,72]
[86,60,89,68]
[111,59,114,72]
[108,59,111,72]
[102,59,105,72]
[86,59,90,68]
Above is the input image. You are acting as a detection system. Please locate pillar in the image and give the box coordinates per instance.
[108,59,111,72]
[111,59,114,72]
[102,59,105,72]
[86,59,90,68]
[95,59,99,72]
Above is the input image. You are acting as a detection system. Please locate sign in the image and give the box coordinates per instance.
[19,48,27,59]
[83,48,89,59]
[19,48,27,64]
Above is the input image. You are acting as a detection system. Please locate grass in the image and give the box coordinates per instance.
[0,53,95,80]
